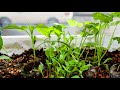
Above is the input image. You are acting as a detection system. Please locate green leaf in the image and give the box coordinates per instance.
[68,32,74,43]
[36,24,50,37]
[0,55,12,62]
[71,75,80,78]
[110,12,120,18]
[53,23,66,31]
[103,58,112,64]
[45,47,55,58]
[81,65,89,71]
[80,60,85,66]
[80,31,88,37]
[51,58,57,66]
[20,26,28,30]
[81,64,91,71]
[57,67,62,73]
[38,62,44,74]
[113,37,120,44]
[65,61,69,66]
[77,22,83,27]
[85,21,91,25]
[67,19,78,26]
[0,36,3,50]
[49,26,62,37]
[2,24,20,30]
[46,60,50,66]
[36,27,50,37]
[92,12,113,23]
[63,34,68,43]
[51,41,56,45]
[36,24,48,28]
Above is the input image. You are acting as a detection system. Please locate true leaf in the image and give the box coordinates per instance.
[49,26,62,37]
[53,24,66,31]
[36,24,48,28]
[92,12,113,23]
[110,12,120,18]
[81,64,91,71]
[36,27,50,37]
[80,31,88,37]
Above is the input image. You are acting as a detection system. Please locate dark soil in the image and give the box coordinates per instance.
[0,48,120,78]
[0,48,47,78]
[82,49,120,78]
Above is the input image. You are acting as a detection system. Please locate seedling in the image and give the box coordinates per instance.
[78,12,120,66]
[0,35,11,61]
[2,24,50,61]
[2,12,119,78]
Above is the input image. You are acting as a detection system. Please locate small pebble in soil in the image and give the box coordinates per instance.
[110,64,120,78]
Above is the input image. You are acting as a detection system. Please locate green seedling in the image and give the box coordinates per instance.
[62,60,91,78]
[0,35,11,61]
[78,12,120,66]
[3,24,51,61]
[103,58,112,70]
[3,24,37,61]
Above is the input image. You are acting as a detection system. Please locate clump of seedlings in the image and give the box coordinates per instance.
[0,12,120,78]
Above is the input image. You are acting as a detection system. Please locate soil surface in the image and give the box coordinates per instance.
[0,48,120,78]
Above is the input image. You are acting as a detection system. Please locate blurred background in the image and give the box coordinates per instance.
[0,12,116,36]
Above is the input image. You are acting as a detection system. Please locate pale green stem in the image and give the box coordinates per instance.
[100,25,117,61]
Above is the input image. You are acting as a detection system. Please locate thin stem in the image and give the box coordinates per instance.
[94,35,97,61]
[31,36,36,61]
[79,36,84,48]
[25,30,31,37]
[85,49,89,61]
[100,25,117,61]
[2,46,8,53]
[44,40,70,48]
[79,35,88,59]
